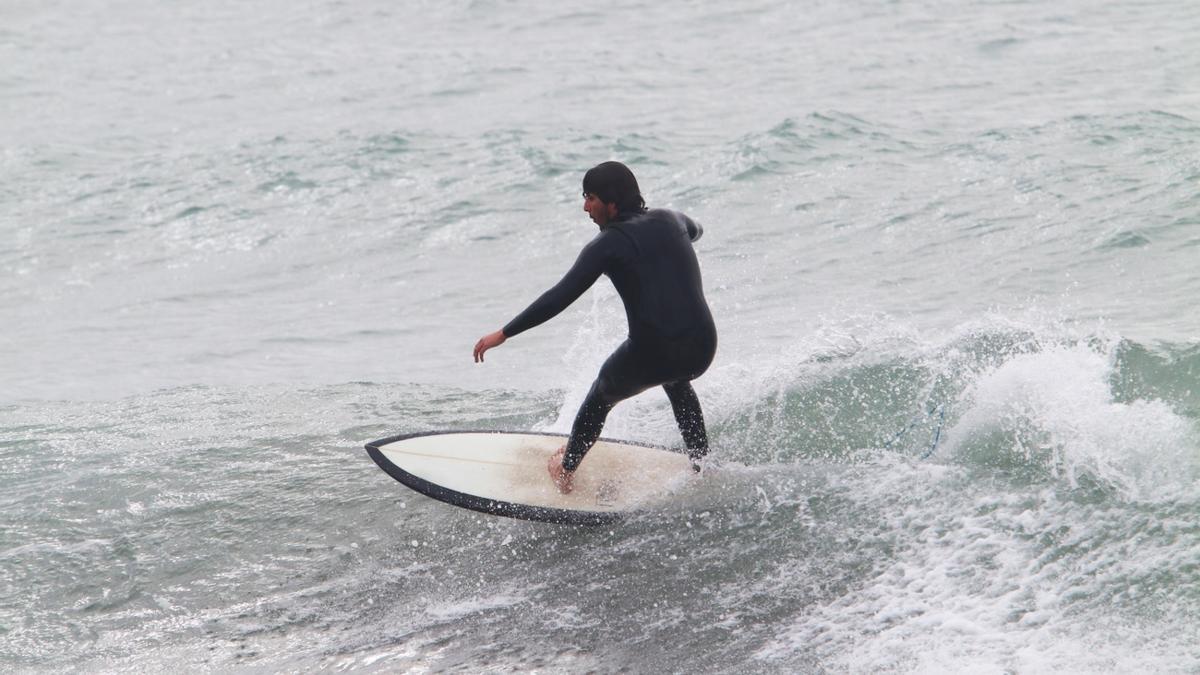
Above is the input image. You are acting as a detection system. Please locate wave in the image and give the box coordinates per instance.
[4,322,1195,672]
[682,315,1200,503]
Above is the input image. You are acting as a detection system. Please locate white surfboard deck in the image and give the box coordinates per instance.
[366,431,696,524]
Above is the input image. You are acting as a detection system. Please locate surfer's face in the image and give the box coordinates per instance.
[583,192,617,226]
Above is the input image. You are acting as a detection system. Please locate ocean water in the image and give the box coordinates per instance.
[3,0,1200,672]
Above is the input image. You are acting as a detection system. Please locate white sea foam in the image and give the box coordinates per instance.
[947,339,1198,501]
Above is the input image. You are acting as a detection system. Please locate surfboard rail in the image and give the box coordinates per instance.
[365,430,689,525]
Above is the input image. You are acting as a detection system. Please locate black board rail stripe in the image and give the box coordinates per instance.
[365,430,659,526]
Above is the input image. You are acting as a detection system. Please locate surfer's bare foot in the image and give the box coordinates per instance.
[548,446,574,494]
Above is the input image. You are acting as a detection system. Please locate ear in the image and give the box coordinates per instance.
[606,202,618,218]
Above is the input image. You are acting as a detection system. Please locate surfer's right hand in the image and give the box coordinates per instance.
[473,330,507,363]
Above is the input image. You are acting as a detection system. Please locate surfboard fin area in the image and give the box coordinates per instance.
[365,431,695,525]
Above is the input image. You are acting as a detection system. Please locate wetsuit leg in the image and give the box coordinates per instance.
[663,380,709,467]
[561,341,655,472]
[561,329,716,473]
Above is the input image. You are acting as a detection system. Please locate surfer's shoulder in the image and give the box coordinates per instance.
[643,208,702,241]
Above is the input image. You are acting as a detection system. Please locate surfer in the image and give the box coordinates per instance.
[473,161,717,493]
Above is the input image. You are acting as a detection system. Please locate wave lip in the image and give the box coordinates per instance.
[700,313,1198,504]
[945,339,1198,502]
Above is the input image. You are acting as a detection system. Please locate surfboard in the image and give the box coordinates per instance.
[365,431,696,525]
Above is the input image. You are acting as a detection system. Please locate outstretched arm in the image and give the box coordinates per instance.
[499,240,606,338]
[472,237,606,363]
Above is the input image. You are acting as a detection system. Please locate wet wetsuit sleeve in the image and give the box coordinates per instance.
[502,238,608,338]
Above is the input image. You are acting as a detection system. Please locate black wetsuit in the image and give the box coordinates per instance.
[503,208,717,471]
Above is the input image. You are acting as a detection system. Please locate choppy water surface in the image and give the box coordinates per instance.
[3,0,1199,672]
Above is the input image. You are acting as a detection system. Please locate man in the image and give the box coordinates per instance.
[473,161,717,493]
